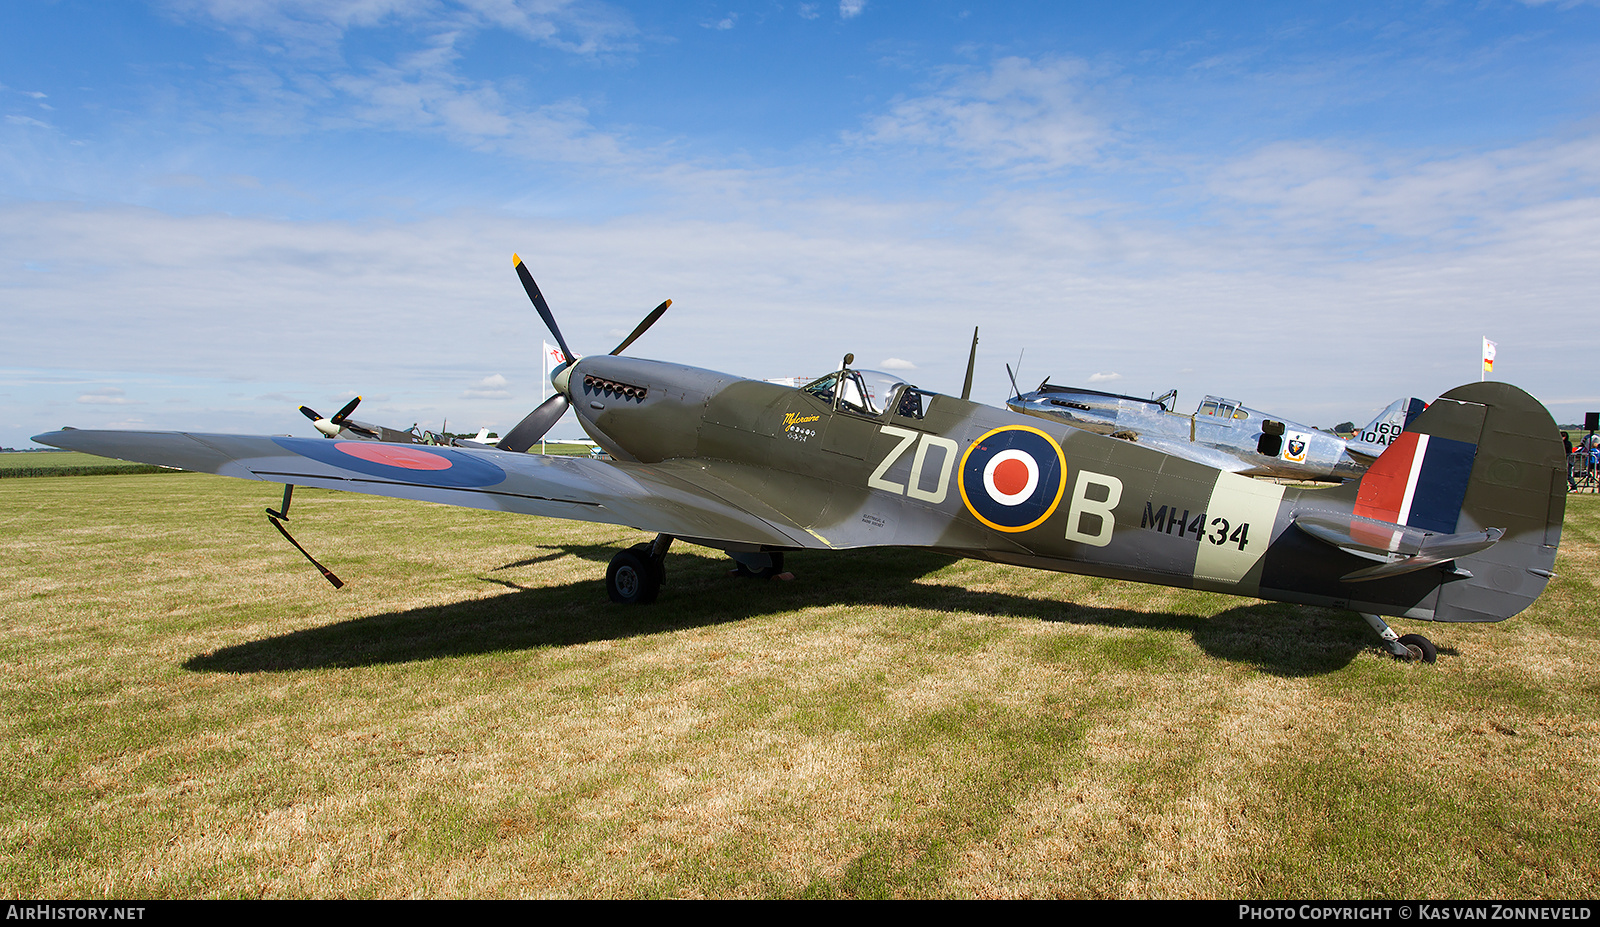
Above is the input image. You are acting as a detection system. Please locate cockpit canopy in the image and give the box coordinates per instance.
[803,369,920,419]
[1197,396,1249,421]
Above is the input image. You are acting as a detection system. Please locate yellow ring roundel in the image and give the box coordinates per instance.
[957,424,1068,533]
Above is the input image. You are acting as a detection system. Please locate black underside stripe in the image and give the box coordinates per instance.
[251,471,607,508]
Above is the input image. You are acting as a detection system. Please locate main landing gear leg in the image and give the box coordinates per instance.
[607,534,672,604]
[1359,613,1438,664]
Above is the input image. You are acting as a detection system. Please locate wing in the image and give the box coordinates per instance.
[32,429,823,550]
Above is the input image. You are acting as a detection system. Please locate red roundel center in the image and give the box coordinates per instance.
[335,442,453,470]
[992,457,1032,496]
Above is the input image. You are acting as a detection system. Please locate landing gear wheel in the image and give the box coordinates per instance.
[628,542,667,589]
[1397,633,1438,664]
[607,549,661,604]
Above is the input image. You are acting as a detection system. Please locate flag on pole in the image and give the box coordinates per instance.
[1482,337,1497,378]
[542,341,567,380]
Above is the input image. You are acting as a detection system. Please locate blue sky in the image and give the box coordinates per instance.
[4,0,1600,447]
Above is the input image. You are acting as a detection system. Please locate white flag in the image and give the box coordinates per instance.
[542,341,567,379]
[1482,337,1497,376]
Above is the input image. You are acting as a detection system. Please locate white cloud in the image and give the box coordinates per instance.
[149,0,638,167]
[462,373,512,399]
[839,0,865,19]
[879,357,917,370]
[852,57,1109,172]
[1087,372,1122,383]
[163,0,636,57]
[1207,135,1600,249]
[77,387,143,405]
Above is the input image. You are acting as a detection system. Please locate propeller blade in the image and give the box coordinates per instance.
[513,254,575,367]
[299,405,322,422]
[610,299,671,356]
[1005,363,1022,400]
[499,393,570,454]
[332,396,362,424]
[961,326,979,401]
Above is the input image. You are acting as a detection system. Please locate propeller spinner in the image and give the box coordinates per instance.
[499,254,670,453]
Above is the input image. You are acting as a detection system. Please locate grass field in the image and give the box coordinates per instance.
[2,471,1597,898]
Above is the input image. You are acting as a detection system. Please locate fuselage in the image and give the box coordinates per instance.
[557,354,1540,624]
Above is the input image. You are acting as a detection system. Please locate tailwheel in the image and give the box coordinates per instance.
[1359,613,1439,664]
[1397,633,1438,664]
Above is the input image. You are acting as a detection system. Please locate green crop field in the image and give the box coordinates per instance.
[2,471,1597,898]
[0,451,174,478]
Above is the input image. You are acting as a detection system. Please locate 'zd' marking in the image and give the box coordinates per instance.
[869,425,959,504]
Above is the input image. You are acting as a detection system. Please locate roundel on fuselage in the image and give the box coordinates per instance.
[957,425,1067,533]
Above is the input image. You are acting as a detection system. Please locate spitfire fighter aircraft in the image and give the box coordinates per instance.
[1007,378,1425,483]
[300,397,495,448]
[35,256,1565,663]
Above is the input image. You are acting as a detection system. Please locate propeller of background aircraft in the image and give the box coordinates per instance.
[1005,363,1023,401]
[298,396,368,438]
[498,254,671,453]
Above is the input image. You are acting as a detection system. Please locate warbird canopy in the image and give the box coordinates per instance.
[36,256,1566,664]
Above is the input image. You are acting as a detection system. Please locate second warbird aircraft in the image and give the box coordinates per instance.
[1006,377,1426,483]
[36,256,1566,663]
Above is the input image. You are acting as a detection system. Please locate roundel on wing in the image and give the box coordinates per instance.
[958,425,1067,533]
[272,437,507,488]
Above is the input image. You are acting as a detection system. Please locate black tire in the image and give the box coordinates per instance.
[629,542,667,589]
[1397,633,1438,664]
[607,549,661,604]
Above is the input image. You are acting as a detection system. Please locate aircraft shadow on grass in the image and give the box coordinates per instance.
[181,546,1410,677]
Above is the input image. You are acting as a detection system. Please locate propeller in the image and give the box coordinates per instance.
[1005,363,1023,401]
[611,299,671,356]
[514,253,575,368]
[499,254,671,453]
[299,396,363,438]
[499,393,569,454]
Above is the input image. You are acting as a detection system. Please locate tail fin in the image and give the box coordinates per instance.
[1347,382,1564,622]
[1347,397,1428,458]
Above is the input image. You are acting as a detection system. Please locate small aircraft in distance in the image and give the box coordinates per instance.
[1006,376,1426,483]
[37,255,1565,664]
[299,398,495,448]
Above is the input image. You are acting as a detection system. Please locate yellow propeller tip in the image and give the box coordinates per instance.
[512,253,522,266]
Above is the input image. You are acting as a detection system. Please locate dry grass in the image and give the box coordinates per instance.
[2,474,1597,898]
